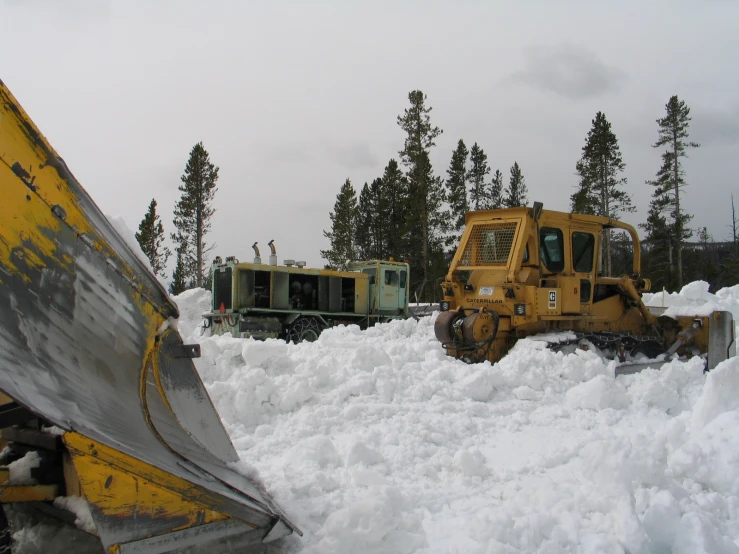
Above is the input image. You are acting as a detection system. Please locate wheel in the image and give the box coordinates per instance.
[434,310,465,345]
[286,317,324,344]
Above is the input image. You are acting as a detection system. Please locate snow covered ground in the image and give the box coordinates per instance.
[174,280,739,554]
[10,280,739,553]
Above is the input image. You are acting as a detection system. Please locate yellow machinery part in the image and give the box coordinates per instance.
[64,433,232,536]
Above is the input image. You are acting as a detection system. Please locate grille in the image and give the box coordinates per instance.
[213,267,233,310]
[458,222,517,266]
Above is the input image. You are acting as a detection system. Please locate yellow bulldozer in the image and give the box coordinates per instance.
[434,203,736,373]
[0,80,301,551]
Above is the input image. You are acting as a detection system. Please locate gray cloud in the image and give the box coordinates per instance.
[691,105,739,146]
[512,44,627,99]
[2,0,111,18]
[326,141,378,171]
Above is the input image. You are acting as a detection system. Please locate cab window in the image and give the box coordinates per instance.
[384,270,398,286]
[362,268,376,285]
[539,228,564,273]
[572,232,595,273]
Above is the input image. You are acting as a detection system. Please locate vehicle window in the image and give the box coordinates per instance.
[399,270,407,288]
[539,227,564,273]
[362,268,376,285]
[572,232,595,273]
[384,270,399,286]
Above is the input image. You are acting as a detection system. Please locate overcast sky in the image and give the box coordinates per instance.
[3,0,738,272]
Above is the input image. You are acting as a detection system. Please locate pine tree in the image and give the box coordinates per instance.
[369,177,387,259]
[135,198,171,277]
[397,90,445,300]
[406,151,447,299]
[445,139,469,245]
[468,143,491,210]
[646,95,700,289]
[171,142,219,288]
[487,169,504,210]
[170,242,188,296]
[355,183,374,260]
[321,178,358,270]
[380,159,409,260]
[504,162,528,208]
[570,112,634,275]
[640,201,675,289]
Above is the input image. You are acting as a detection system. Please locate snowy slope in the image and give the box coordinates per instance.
[172,282,739,554]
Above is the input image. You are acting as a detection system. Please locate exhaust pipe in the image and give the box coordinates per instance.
[252,242,261,264]
[268,240,277,266]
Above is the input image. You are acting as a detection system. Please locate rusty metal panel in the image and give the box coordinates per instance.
[354,279,369,314]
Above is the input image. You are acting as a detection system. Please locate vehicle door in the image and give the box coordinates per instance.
[538,226,568,314]
[571,231,596,311]
[380,268,400,311]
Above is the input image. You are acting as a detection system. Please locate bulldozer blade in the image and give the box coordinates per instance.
[0,78,300,551]
[613,358,670,376]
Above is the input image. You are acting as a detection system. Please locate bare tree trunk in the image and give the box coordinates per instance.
[673,129,682,289]
[600,159,612,275]
[196,165,203,288]
[422,201,429,300]
[732,195,738,256]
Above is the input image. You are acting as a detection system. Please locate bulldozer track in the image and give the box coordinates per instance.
[544,331,664,360]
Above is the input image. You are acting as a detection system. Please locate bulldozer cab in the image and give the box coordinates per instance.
[447,205,640,316]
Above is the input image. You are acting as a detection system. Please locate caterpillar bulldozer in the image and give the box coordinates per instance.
[0,80,301,551]
[434,203,736,373]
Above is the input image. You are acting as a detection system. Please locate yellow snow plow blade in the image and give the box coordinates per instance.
[0,78,300,552]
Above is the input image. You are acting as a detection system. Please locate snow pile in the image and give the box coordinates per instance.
[644,281,739,322]
[52,496,97,534]
[7,451,41,485]
[166,280,739,554]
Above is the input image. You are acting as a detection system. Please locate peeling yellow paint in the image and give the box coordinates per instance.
[65,433,235,532]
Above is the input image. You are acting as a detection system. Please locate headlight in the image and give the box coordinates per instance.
[514,303,526,316]
[439,301,450,312]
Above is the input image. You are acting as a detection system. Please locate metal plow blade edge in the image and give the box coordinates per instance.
[0,79,300,552]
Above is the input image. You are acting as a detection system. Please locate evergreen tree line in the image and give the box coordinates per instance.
[135,141,220,295]
[134,93,736,301]
[323,92,737,299]
[322,90,530,302]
